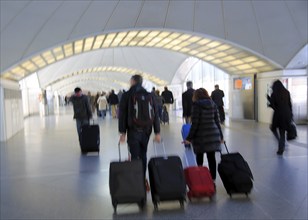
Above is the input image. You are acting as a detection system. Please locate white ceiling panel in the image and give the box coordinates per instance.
[0,0,31,32]
[69,1,118,39]
[105,0,143,30]
[0,1,63,71]
[194,0,225,39]
[253,0,305,66]
[165,0,194,31]
[135,0,169,28]
[223,1,264,55]
[22,1,91,60]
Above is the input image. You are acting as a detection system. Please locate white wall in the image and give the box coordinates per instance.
[0,79,24,141]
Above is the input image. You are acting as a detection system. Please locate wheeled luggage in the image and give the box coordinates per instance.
[148,141,186,210]
[181,123,191,148]
[109,143,146,213]
[161,106,169,124]
[218,142,253,197]
[80,123,100,154]
[183,148,215,200]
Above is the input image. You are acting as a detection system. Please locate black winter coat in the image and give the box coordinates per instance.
[186,99,223,153]
[182,88,194,117]
[70,94,92,120]
[161,90,174,104]
[268,90,292,130]
[108,93,119,105]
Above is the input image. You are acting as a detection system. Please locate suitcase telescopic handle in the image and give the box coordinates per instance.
[223,141,229,154]
[153,139,166,157]
[118,141,130,162]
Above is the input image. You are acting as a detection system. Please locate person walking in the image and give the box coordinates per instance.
[182,81,195,123]
[183,88,224,182]
[97,92,108,119]
[70,87,93,146]
[108,90,119,118]
[154,90,163,121]
[211,85,225,124]
[119,75,161,190]
[161,86,174,113]
[267,80,293,155]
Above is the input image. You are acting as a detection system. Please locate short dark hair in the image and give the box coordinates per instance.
[131,75,143,85]
[74,87,81,93]
[186,81,193,88]
[215,84,219,88]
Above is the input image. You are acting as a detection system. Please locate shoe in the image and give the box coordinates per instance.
[276,150,283,155]
[145,179,150,192]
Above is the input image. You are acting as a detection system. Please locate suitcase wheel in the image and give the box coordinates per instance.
[153,203,158,211]
[112,201,117,213]
[179,200,184,208]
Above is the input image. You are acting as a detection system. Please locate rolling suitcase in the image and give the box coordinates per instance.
[181,123,191,148]
[148,141,186,210]
[109,143,146,213]
[218,142,253,197]
[183,148,215,201]
[161,106,169,124]
[80,122,100,154]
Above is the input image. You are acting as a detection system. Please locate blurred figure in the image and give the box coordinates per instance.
[211,84,225,124]
[267,80,293,155]
[161,86,174,113]
[182,81,195,124]
[151,87,156,94]
[117,90,124,103]
[108,90,119,118]
[154,90,163,121]
[97,91,108,119]
[94,92,101,116]
[70,87,92,147]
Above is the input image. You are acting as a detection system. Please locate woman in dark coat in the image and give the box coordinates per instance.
[267,80,292,155]
[184,88,223,181]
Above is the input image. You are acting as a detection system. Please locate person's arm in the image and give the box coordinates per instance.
[171,92,174,104]
[152,95,161,135]
[288,92,293,118]
[214,105,223,140]
[118,93,128,134]
[182,93,187,117]
[85,96,93,118]
[186,105,200,142]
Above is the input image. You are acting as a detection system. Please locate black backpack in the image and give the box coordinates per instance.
[130,91,155,128]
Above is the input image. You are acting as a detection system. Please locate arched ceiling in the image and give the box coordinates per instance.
[1,0,307,90]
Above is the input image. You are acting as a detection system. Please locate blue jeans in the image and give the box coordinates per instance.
[76,119,89,145]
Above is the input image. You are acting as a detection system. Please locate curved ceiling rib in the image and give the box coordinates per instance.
[2,29,280,82]
[47,65,167,88]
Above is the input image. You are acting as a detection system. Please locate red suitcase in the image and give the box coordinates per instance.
[184,166,215,200]
[183,149,215,200]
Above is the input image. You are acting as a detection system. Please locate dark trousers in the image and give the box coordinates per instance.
[76,119,89,146]
[127,131,150,176]
[196,151,217,180]
[218,106,225,123]
[271,126,286,151]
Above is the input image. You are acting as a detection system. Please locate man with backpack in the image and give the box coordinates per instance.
[161,86,174,114]
[119,75,161,185]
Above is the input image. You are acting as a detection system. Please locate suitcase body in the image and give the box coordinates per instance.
[184,166,215,200]
[148,156,186,210]
[218,152,253,196]
[181,124,191,148]
[109,160,146,212]
[161,107,169,124]
[81,124,100,153]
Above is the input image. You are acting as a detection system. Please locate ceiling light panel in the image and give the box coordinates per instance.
[1,30,279,82]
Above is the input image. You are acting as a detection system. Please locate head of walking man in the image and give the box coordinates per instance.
[130,74,143,87]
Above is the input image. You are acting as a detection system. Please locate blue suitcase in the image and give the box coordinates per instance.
[181,123,191,148]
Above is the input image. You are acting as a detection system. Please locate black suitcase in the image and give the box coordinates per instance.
[80,123,100,154]
[218,142,253,197]
[109,143,146,213]
[161,106,169,124]
[148,141,186,210]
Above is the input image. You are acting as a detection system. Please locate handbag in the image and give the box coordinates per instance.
[287,121,297,141]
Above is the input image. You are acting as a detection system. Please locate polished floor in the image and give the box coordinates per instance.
[1,107,307,220]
